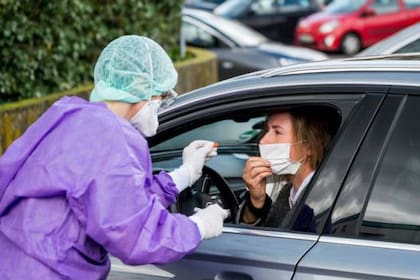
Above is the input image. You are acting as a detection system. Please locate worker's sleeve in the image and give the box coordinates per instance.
[149,171,179,208]
[77,160,201,265]
[69,112,200,265]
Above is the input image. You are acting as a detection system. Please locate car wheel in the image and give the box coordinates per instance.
[341,33,361,55]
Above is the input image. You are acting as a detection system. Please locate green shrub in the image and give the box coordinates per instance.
[0,0,183,103]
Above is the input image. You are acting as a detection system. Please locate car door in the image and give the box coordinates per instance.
[293,92,420,279]
[275,0,319,44]
[238,0,287,42]
[362,0,404,46]
[137,85,380,279]
[239,0,317,44]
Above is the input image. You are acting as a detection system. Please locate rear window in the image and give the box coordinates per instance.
[359,96,420,244]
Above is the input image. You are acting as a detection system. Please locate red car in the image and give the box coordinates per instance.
[294,0,420,55]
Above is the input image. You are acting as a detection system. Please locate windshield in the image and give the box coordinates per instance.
[211,17,268,46]
[325,0,367,14]
[214,0,253,18]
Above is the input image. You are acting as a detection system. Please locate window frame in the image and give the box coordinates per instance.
[359,95,420,244]
[150,86,374,234]
[182,16,236,49]
[369,0,401,14]
[327,92,420,245]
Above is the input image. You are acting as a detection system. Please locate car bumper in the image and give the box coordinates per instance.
[295,31,342,52]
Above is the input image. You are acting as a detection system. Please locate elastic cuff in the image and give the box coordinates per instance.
[245,192,272,219]
[188,215,204,240]
[168,165,191,193]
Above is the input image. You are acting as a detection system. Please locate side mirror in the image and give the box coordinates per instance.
[360,7,376,18]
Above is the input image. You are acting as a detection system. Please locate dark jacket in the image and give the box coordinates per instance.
[236,183,316,232]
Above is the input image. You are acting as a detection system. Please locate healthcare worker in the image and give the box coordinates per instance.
[0,35,228,279]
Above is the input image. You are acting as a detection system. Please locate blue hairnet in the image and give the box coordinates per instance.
[90,35,178,103]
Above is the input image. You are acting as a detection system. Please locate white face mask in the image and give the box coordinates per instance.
[130,100,161,137]
[259,143,303,175]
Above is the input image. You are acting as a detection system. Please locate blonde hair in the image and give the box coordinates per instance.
[263,107,338,169]
[291,107,337,169]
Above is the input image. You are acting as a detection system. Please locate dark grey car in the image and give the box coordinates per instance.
[109,54,420,279]
[214,0,320,44]
[183,8,327,80]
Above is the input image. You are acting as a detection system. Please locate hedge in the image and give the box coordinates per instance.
[0,0,184,103]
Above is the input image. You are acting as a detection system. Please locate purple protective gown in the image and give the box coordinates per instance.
[0,96,201,279]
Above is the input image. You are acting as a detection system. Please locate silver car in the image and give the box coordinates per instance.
[109,54,420,279]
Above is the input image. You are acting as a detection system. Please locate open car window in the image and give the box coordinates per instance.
[151,104,342,232]
[151,116,265,151]
[151,115,266,196]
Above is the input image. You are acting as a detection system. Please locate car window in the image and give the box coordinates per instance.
[182,21,229,48]
[325,0,367,14]
[236,105,342,232]
[151,116,265,196]
[403,0,420,9]
[395,38,420,53]
[370,0,400,14]
[152,117,264,151]
[359,96,420,244]
[290,95,383,235]
[250,0,278,15]
[279,0,311,8]
[327,96,402,238]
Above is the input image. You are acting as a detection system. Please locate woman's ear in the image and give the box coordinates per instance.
[305,142,312,157]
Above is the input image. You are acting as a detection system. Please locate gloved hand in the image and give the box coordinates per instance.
[183,140,217,184]
[189,204,230,240]
[169,140,217,193]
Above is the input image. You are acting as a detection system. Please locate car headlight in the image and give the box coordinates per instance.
[319,20,339,34]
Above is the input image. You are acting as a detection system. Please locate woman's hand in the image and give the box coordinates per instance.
[242,157,272,208]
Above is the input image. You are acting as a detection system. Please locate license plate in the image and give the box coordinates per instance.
[299,34,314,44]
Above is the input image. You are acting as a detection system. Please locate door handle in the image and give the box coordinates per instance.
[214,271,253,280]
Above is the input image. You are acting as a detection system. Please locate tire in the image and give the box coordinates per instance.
[341,33,361,55]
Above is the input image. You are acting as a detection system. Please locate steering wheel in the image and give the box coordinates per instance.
[175,165,239,223]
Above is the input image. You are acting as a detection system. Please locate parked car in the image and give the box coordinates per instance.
[214,0,320,44]
[109,53,420,279]
[184,0,226,11]
[182,8,328,80]
[295,0,420,55]
[358,22,420,56]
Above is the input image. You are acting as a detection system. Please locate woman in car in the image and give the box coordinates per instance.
[236,107,336,231]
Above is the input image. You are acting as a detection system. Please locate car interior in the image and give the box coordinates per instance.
[151,104,341,228]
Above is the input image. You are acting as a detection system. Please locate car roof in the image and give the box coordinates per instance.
[261,53,420,77]
[169,54,420,109]
[358,23,420,56]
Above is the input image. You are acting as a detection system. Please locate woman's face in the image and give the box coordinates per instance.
[259,112,306,162]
